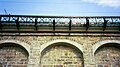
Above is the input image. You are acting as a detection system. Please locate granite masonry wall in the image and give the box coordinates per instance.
[0,34,120,67]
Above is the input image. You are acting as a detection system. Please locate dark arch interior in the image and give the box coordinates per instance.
[94,43,120,54]
[0,42,29,55]
[95,43,120,67]
[0,43,29,67]
[41,42,83,56]
[41,42,84,67]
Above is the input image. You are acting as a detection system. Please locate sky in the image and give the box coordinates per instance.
[0,0,120,16]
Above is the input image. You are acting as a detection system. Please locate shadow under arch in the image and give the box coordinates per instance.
[0,40,30,55]
[0,42,29,56]
[0,42,29,67]
[41,42,83,58]
[94,43,120,55]
[94,42,120,67]
[40,41,84,67]
[40,39,83,54]
[93,40,120,55]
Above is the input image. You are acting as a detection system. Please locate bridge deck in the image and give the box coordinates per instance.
[0,15,120,34]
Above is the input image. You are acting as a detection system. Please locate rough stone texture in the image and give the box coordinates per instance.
[41,44,83,67]
[95,45,120,67]
[0,43,28,67]
[0,33,120,67]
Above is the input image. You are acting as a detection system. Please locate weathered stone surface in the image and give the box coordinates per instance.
[0,43,28,67]
[95,45,120,67]
[41,45,83,67]
[0,33,120,67]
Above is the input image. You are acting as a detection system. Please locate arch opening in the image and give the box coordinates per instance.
[0,43,29,67]
[95,43,120,67]
[41,42,84,67]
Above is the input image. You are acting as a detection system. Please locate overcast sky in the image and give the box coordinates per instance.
[0,0,120,16]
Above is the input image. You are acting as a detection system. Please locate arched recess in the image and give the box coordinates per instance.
[93,40,120,55]
[93,40,120,67]
[40,39,84,67]
[40,39,83,53]
[0,40,30,55]
[0,40,30,67]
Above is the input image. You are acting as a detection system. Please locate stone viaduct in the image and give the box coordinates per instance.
[0,15,120,67]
